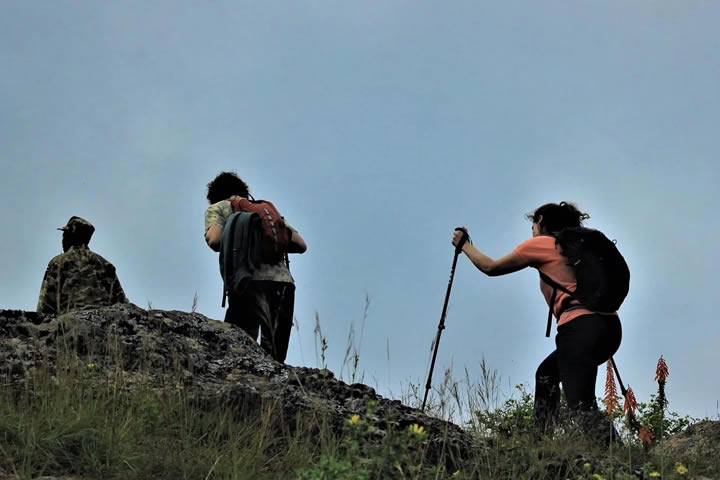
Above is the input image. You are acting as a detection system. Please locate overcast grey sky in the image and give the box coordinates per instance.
[2,1,718,420]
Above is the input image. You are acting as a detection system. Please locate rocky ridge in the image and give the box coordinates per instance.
[1,303,717,479]
[0,303,474,468]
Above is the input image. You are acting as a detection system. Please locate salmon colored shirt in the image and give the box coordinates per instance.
[513,235,593,328]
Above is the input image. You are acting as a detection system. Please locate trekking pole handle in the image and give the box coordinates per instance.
[454,227,470,253]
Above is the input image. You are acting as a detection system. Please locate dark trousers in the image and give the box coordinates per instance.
[535,313,622,441]
[225,281,295,363]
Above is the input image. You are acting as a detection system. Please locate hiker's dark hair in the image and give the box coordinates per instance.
[206,171,250,204]
[526,202,590,234]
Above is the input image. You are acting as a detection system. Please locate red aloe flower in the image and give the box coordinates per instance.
[624,387,638,414]
[655,356,669,383]
[639,426,654,445]
[653,355,669,436]
[603,360,620,413]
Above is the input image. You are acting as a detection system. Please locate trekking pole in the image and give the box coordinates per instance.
[422,227,469,413]
[610,356,627,396]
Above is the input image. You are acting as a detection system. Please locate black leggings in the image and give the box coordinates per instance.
[535,313,622,435]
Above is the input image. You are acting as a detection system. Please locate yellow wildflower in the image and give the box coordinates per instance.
[592,474,605,480]
[452,470,461,478]
[409,424,426,436]
[86,362,96,369]
[675,463,688,475]
[348,414,361,425]
[649,472,661,478]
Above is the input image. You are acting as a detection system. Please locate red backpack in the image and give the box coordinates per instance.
[229,196,291,264]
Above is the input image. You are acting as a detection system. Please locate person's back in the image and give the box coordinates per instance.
[37,216,128,315]
[204,172,307,363]
[208,195,295,285]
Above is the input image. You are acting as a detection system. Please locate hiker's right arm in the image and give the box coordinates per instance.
[205,225,223,252]
[288,230,307,253]
[461,244,529,276]
[282,219,306,253]
[452,229,528,276]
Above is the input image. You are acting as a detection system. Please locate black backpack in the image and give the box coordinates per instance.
[219,211,262,307]
[540,227,630,336]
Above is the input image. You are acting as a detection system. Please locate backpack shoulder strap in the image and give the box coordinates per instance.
[539,271,572,295]
[539,272,576,337]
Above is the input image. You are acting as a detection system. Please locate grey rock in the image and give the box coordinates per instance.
[661,419,720,460]
[0,303,477,470]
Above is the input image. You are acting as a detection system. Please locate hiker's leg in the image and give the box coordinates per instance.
[256,282,295,362]
[225,282,264,343]
[557,314,622,444]
[589,315,622,444]
[270,283,295,363]
[243,282,276,358]
[535,349,562,435]
[591,315,622,366]
[558,314,622,408]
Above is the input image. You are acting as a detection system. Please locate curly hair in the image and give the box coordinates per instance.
[526,202,590,234]
[206,171,250,204]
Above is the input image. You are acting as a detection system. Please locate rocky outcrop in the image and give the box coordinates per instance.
[0,304,475,468]
[662,420,720,459]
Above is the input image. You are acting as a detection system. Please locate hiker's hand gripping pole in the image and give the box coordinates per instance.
[422,228,469,413]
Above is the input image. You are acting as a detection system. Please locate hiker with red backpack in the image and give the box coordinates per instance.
[451,202,628,444]
[204,171,307,363]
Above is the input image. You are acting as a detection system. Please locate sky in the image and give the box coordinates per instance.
[1,1,718,421]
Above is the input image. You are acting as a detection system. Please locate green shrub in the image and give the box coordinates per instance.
[297,402,445,480]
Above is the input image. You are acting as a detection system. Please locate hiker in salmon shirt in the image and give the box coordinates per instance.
[451,202,623,445]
